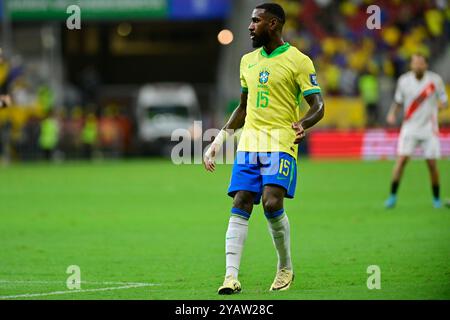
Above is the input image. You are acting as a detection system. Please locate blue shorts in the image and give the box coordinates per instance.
[228,152,298,204]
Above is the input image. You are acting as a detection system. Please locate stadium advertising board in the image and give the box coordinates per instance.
[4,0,230,20]
[6,0,168,20]
[169,0,231,20]
[309,128,450,159]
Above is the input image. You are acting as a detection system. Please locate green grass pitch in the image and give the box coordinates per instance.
[0,159,449,300]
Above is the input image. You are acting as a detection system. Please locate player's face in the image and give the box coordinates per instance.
[410,55,427,77]
[248,9,271,48]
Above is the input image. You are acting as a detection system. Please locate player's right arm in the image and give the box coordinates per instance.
[387,76,404,125]
[386,102,402,125]
[223,91,248,131]
[203,92,248,172]
[204,55,249,172]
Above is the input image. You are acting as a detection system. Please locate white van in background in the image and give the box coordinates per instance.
[135,83,200,155]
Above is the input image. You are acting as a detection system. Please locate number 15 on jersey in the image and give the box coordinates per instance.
[256,91,269,108]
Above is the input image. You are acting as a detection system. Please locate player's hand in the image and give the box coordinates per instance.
[0,95,11,108]
[437,101,447,111]
[386,113,396,126]
[292,122,306,144]
[203,143,218,172]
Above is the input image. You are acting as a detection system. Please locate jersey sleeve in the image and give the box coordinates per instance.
[239,56,248,93]
[435,75,448,104]
[394,77,404,105]
[296,56,321,97]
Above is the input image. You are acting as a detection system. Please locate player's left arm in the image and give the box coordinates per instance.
[438,100,448,111]
[292,56,325,144]
[436,76,448,111]
[292,93,325,144]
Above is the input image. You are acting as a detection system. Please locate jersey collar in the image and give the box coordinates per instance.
[260,42,290,58]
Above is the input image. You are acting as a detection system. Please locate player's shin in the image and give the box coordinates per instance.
[265,209,292,271]
[225,210,249,279]
[391,181,400,195]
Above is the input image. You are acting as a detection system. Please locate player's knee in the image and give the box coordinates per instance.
[233,192,253,214]
[262,196,283,214]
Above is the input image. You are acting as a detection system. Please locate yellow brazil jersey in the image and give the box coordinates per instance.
[238,42,321,159]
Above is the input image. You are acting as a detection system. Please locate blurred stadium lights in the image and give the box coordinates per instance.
[217,29,233,45]
[117,23,132,37]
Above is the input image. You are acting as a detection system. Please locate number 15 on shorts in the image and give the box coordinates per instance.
[279,158,290,176]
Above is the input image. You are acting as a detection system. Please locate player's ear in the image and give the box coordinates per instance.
[268,17,278,31]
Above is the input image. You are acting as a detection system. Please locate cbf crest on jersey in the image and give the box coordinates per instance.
[259,70,270,84]
[310,73,318,86]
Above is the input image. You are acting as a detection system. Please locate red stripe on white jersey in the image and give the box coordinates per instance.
[404,82,436,121]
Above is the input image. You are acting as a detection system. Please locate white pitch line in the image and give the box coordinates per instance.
[0,280,153,286]
[0,282,159,300]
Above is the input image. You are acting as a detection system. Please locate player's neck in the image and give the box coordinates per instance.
[263,39,285,56]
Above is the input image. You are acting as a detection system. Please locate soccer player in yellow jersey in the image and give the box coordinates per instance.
[204,3,325,294]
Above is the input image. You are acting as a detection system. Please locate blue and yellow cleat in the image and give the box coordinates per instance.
[433,198,442,209]
[384,195,397,209]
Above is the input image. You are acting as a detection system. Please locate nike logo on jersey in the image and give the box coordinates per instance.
[248,63,257,69]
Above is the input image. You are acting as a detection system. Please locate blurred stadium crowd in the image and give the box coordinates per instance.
[280,0,449,126]
[0,38,138,162]
[0,0,449,162]
[0,55,132,162]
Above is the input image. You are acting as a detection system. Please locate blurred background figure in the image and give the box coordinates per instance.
[0,49,13,164]
[38,110,60,161]
[0,112,12,165]
[0,49,14,109]
[81,112,98,160]
[358,66,380,128]
[0,0,448,162]
[98,106,121,159]
[0,94,11,108]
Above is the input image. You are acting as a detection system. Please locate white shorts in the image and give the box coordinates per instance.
[397,133,441,159]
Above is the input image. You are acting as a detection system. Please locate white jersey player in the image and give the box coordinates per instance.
[385,53,448,209]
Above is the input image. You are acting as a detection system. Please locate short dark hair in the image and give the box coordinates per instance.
[256,3,285,24]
